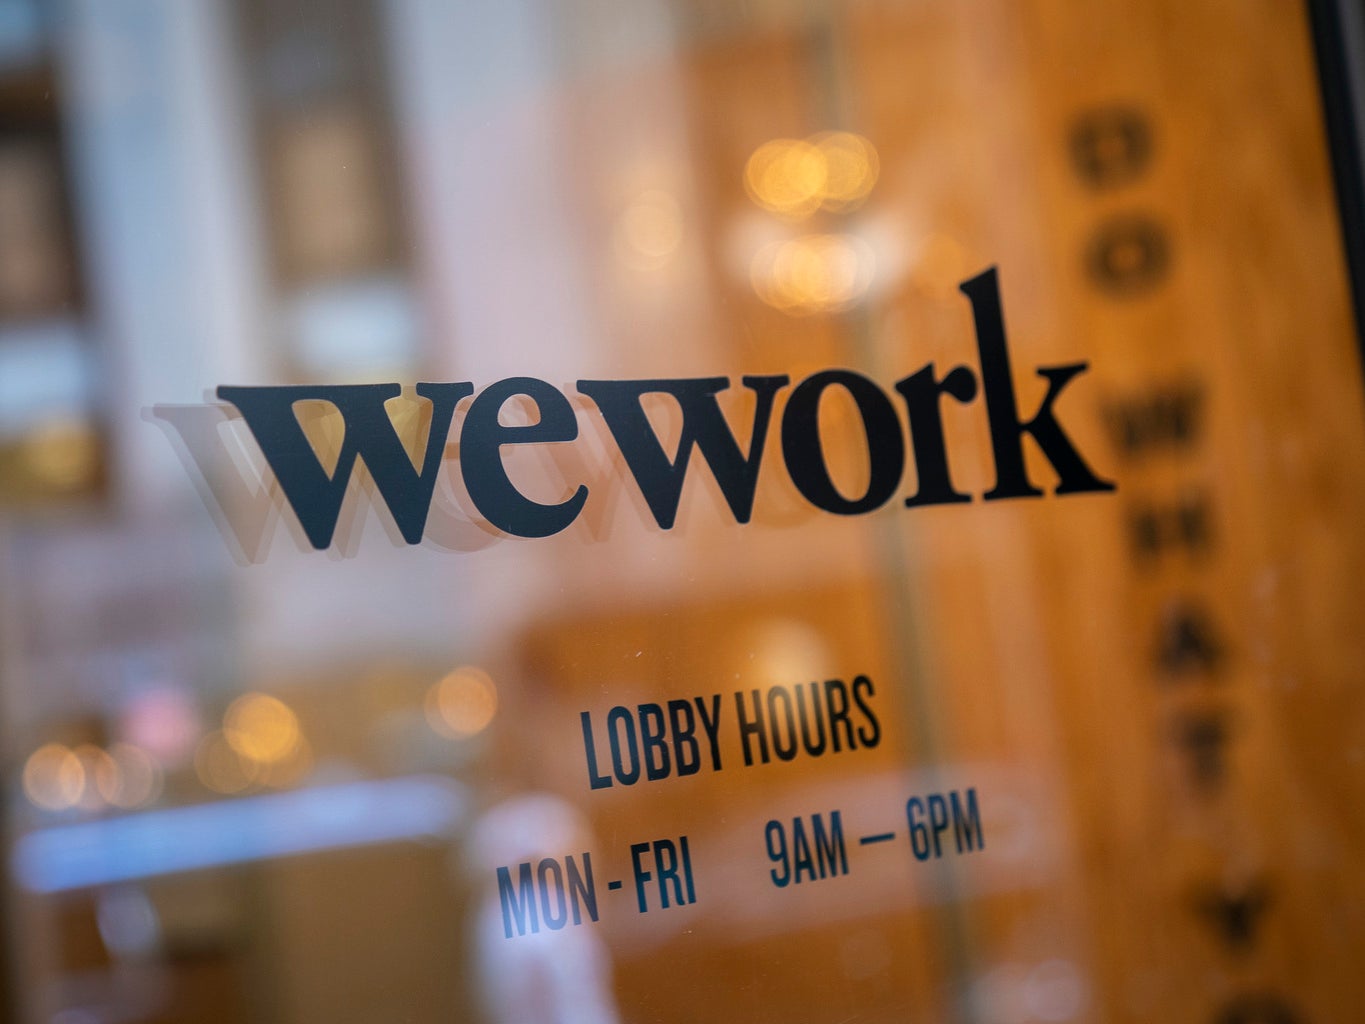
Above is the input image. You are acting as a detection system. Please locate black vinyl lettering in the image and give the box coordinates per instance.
[781,370,905,515]
[736,689,769,766]
[576,375,788,529]
[896,364,977,506]
[460,377,588,538]
[851,674,881,747]
[216,382,471,549]
[961,268,1116,500]
[825,679,854,752]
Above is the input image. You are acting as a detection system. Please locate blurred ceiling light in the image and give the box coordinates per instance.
[14,776,466,894]
[20,418,98,490]
[810,132,880,211]
[751,233,875,315]
[425,666,498,739]
[223,693,301,765]
[745,133,879,219]
[97,743,163,809]
[615,189,683,270]
[23,743,85,811]
[194,730,258,795]
[746,138,826,218]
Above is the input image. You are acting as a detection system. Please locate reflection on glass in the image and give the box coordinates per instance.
[0,2,1362,1023]
[96,744,164,810]
[223,693,300,766]
[426,666,499,740]
[750,232,876,315]
[470,795,621,1024]
[614,190,684,271]
[22,743,85,812]
[744,133,879,218]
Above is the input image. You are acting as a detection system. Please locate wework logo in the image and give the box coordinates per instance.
[208,268,1113,551]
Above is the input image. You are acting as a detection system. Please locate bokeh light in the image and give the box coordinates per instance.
[22,743,85,811]
[808,132,880,211]
[73,744,115,811]
[745,138,827,219]
[223,693,300,765]
[751,233,876,315]
[97,743,163,809]
[745,133,879,218]
[424,666,498,739]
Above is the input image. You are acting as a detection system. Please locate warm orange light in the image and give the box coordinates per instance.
[223,693,300,765]
[23,744,85,811]
[810,132,879,210]
[745,139,827,219]
[745,133,879,219]
[751,233,875,315]
[425,666,498,739]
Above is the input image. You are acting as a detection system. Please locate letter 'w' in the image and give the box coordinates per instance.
[216,383,471,549]
[577,376,789,529]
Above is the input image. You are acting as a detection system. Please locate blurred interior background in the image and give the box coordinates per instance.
[2,1,1365,1022]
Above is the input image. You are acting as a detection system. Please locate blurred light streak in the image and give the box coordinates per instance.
[12,775,466,894]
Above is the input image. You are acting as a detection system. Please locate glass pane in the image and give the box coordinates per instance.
[2,3,1363,1024]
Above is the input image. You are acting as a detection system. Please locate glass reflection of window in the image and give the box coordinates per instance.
[0,12,105,507]
[233,0,419,382]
